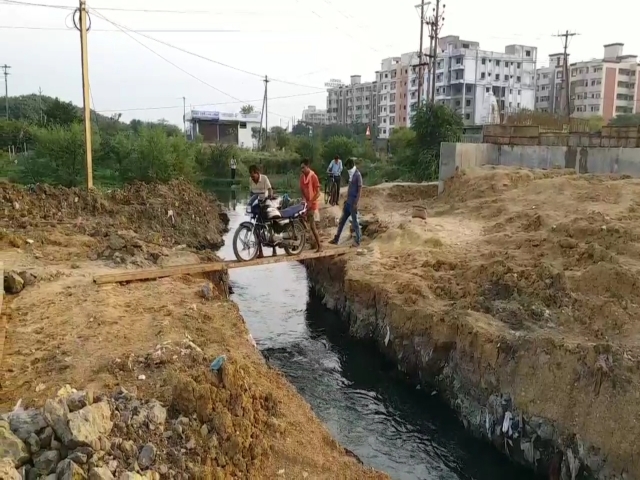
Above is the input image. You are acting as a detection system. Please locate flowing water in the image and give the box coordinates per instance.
[216,189,538,480]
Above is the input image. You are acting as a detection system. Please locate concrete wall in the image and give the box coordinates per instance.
[438,143,640,191]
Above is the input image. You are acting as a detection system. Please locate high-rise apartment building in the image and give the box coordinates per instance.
[535,43,640,122]
[301,105,328,125]
[431,35,537,124]
[326,75,379,126]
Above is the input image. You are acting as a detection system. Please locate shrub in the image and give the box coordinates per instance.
[322,135,358,162]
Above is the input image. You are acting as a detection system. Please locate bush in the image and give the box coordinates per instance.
[322,135,358,162]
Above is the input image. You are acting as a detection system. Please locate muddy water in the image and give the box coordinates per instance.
[218,195,537,480]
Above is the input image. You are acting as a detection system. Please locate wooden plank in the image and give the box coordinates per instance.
[0,262,6,373]
[93,247,352,285]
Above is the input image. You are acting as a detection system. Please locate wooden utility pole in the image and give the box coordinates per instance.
[78,0,93,189]
[1,64,10,120]
[553,30,578,118]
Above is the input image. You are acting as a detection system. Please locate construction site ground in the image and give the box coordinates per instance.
[317,167,640,476]
[0,181,384,479]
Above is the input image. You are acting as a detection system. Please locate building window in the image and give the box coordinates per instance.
[505,62,510,68]
[517,62,522,68]
[456,57,462,65]
[466,99,471,107]
[516,76,521,82]
[455,100,461,107]
[481,72,486,79]
[495,60,501,66]
[384,73,388,79]
[481,58,486,65]
[462,43,470,48]
[518,89,521,95]
[382,128,386,134]
[239,122,247,129]
[486,87,490,93]
[465,113,470,120]
[495,74,500,80]
[525,50,531,57]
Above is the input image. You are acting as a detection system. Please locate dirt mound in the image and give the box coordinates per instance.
[363,183,439,203]
[0,180,229,252]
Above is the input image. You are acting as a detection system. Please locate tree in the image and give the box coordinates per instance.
[291,121,312,138]
[388,127,416,157]
[587,115,605,132]
[406,102,463,181]
[240,105,255,114]
[322,135,358,162]
[43,98,81,126]
[270,126,290,150]
[609,114,640,127]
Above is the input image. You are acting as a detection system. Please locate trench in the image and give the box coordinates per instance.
[217,190,537,480]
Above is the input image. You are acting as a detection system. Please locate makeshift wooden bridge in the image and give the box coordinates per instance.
[93,247,351,285]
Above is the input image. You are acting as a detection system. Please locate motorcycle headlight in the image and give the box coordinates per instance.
[245,205,252,214]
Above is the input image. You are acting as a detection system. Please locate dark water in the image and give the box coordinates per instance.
[216,189,537,480]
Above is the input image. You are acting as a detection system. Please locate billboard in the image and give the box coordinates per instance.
[324,78,344,88]
[188,110,262,122]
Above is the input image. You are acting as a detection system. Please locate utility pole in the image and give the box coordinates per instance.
[553,30,578,118]
[426,0,445,103]
[258,75,269,149]
[182,96,187,138]
[416,1,429,106]
[264,75,269,147]
[78,0,93,189]
[1,64,10,120]
[38,87,44,124]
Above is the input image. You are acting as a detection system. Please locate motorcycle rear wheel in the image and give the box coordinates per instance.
[283,220,306,256]
[233,224,260,262]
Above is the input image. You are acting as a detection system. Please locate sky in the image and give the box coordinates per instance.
[1,0,639,127]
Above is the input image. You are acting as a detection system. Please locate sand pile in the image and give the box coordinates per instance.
[0,180,229,253]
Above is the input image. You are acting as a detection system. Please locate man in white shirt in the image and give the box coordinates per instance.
[249,164,272,200]
[230,157,237,180]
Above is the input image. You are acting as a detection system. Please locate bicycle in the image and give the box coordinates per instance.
[324,174,340,206]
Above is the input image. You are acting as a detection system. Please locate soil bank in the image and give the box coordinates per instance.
[0,181,384,479]
[308,169,640,480]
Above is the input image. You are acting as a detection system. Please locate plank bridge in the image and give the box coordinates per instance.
[93,247,351,285]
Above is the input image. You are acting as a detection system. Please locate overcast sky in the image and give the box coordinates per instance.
[1,0,638,127]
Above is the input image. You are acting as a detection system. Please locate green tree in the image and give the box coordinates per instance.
[406,103,463,181]
[587,115,605,132]
[609,114,640,126]
[322,135,358,162]
[43,98,81,126]
[388,127,416,157]
[291,122,312,137]
[294,136,321,163]
[240,105,255,114]
[270,126,290,150]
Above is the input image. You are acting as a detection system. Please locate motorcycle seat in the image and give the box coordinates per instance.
[279,204,305,218]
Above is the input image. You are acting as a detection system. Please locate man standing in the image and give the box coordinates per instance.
[300,159,322,253]
[329,158,362,247]
[230,156,237,180]
[326,155,343,205]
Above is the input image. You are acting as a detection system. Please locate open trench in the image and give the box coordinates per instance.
[217,196,537,480]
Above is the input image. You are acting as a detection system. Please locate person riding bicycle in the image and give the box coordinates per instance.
[326,155,343,205]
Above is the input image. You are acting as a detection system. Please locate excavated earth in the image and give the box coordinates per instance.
[309,167,640,480]
[0,180,384,479]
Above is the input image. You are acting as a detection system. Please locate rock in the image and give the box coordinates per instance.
[43,397,73,445]
[0,458,21,480]
[158,465,168,475]
[26,432,41,453]
[67,402,113,448]
[119,440,137,460]
[559,237,578,249]
[32,450,60,475]
[199,283,214,300]
[39,427,54,449]
[56,459,87,480]
[67,391,94,413]
[146,401,166,427]
[68,451,88,464]
[0,420,30,467]
[99,436,110,452]
[44,475,56,480]
[18,270,37,286]
[185,438,196,450]
[108,234,126,251]
[137,443,156,469]
[142,472,160,480]
[89,467,115,480]
[119,473,144,480]
[51,437,62,450]
[200,424,208,437]
[4,271,24,294]
[9,408,48,442]
[107,460,118,473]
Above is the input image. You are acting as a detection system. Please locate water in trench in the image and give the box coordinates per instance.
[217,191,538,480]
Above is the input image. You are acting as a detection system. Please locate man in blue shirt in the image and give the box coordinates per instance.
[326,155,343,205]
[329,158,362,247]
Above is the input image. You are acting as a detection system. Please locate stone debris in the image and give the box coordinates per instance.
[3,271,25,294]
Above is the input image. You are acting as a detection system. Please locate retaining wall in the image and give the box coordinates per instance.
[438,143,640,190]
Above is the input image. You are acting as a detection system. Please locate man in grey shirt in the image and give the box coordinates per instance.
[329,158,362,247]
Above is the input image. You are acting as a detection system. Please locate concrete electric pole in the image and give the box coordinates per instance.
[553,30,579,118]
[182,96,187,138]
[426,0,445,103]
[1,64,10,120]
[78,0,93,189]
[416,1,429,106]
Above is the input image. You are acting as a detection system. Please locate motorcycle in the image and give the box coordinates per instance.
[232,194,308,262]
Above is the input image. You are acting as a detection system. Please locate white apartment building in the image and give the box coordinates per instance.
[301,105,328,125]
[432,35,537,124]
[326,75,379,126]
[536,43,640,122]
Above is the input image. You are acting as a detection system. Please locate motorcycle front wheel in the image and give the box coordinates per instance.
[283,220,307,256]
[233,224,260,262]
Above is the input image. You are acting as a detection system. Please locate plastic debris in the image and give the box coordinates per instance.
[138,374,146,380]
[384,326,390,346]
[502,411,513,436]
[210,355,226,372]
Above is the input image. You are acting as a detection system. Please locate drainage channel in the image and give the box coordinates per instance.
[219,198,537,480]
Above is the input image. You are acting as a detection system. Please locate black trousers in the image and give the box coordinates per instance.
[231,168,236,180]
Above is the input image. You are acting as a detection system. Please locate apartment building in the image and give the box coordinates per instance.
[376,52,429,139]
[535,43,640,122]
[326,75,379,127]
[432,35,537,125]
[301,105,328,125]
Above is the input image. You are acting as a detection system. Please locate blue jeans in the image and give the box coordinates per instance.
[334,203,361,245]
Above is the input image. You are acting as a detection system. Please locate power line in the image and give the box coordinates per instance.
[95,91,325,114]
[90,10,244,103]
[89,8,326,91]
[0,0,206,13]
[0,25,241,32]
